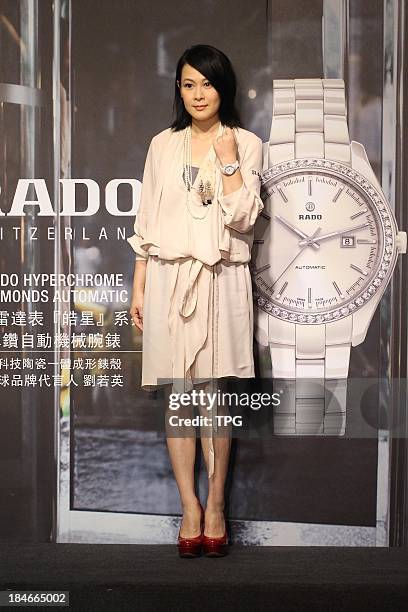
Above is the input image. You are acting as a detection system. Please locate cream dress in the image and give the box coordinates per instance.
[128,126,264,477]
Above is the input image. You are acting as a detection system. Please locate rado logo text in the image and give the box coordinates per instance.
[298,214,322,220]
[0,179,141,216]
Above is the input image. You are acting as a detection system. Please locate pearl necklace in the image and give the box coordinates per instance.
[182,122,224,220]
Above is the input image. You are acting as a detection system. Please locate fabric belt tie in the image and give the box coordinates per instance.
[179,259,204,318]
[168,257,218,479]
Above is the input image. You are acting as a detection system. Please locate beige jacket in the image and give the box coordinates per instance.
[127,125,264,264]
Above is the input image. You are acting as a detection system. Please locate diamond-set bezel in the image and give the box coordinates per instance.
[255,158,397,324]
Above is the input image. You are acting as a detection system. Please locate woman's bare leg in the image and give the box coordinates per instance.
[197,380,231,537]
[164,384,202,537]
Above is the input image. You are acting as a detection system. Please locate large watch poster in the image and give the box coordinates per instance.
[0,0,406,555]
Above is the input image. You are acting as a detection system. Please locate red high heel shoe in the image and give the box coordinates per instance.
[177,504,204,558]
[202,512,229,557]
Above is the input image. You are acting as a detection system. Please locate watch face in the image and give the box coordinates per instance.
[252,159,397,324]
[224,165,236,175]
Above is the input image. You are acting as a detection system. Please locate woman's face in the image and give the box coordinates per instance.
[178,63,221,123]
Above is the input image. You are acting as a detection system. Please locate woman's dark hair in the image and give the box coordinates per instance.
[170,44,242,131]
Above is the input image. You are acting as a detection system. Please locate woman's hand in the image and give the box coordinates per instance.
[130,290,144,332]
[213,126,238,165]
[130,259,147,331]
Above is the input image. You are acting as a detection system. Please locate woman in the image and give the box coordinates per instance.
[128,44,263,557]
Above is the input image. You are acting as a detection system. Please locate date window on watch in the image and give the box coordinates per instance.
[341,236,355,248]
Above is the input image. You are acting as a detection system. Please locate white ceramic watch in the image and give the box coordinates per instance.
[220,160,240,175]
[253,78,406,388]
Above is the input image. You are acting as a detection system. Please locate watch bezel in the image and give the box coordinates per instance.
[253,157,398,324]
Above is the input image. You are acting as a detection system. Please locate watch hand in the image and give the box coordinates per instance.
[275,215,320,250]
[271,227,322,289]
[298,222,370,247]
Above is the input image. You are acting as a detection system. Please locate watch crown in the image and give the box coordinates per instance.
[396,231,407,254]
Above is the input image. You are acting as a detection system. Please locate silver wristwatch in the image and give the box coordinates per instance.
[253,78,406,389]
[220,160,240,176]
